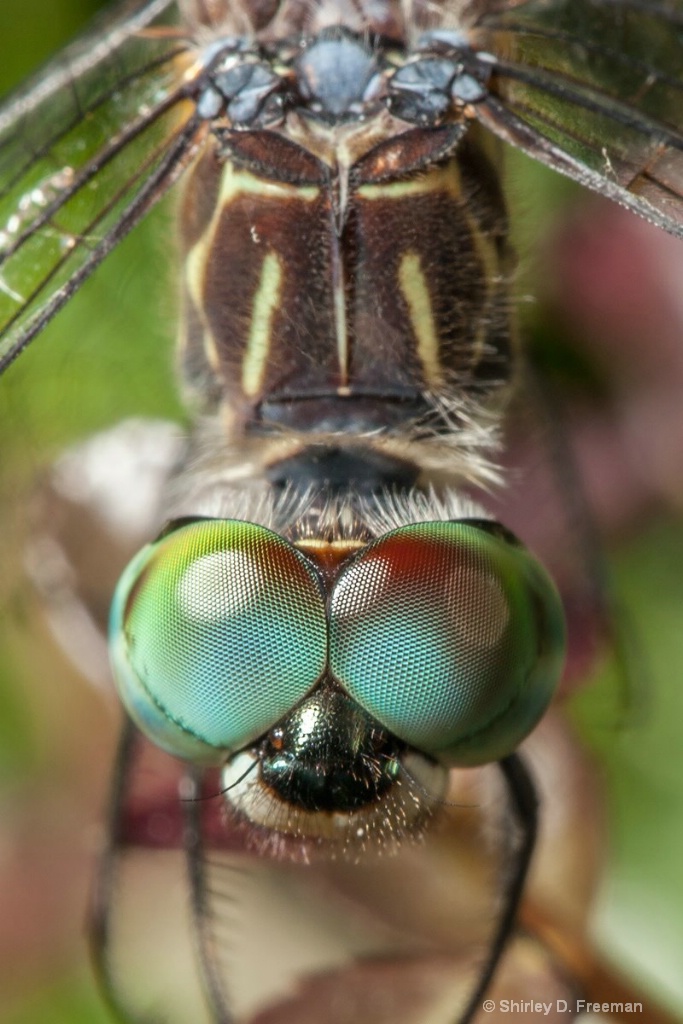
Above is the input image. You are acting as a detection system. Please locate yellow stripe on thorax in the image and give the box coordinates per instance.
[184,162,320,375]
[356,162,463,201]
[242,252,283,397]
[398,252,443,388]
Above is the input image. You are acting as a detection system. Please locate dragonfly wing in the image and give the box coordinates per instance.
[0,0,201,372]
[471,0,683,237]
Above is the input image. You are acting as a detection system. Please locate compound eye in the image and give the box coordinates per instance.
[110,520,327,763]
[329,521,565,766]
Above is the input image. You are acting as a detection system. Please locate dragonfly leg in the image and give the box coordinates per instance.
[457,752,539,1024]
[184,768,234,1024]
[89,716,155,1024]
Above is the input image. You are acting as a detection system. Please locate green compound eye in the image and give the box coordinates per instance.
[110,520,327,763]
[329,521,565,767]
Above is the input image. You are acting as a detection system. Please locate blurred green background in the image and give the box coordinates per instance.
[0,2,682,1023]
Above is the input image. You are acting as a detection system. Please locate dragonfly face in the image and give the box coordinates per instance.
[1,2,683,1023]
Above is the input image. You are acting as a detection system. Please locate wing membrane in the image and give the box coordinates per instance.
[0,0,201,371]
[473,0,683,236]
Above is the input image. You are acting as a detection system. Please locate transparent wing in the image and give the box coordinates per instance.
[0,0,202,372]
[472,0,683,237]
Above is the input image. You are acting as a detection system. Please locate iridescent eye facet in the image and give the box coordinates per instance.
[109,520,327,763]
[329,521,565,766]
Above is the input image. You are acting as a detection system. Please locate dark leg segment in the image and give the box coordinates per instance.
[89,716,152,1024]
[184,768,234,1024]
[457,752,539,1024]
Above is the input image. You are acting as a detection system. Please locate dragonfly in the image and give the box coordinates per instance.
[1,1,683,1023]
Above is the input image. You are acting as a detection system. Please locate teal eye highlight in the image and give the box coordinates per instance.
[110,520,327,763]
[329,522,565,766]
